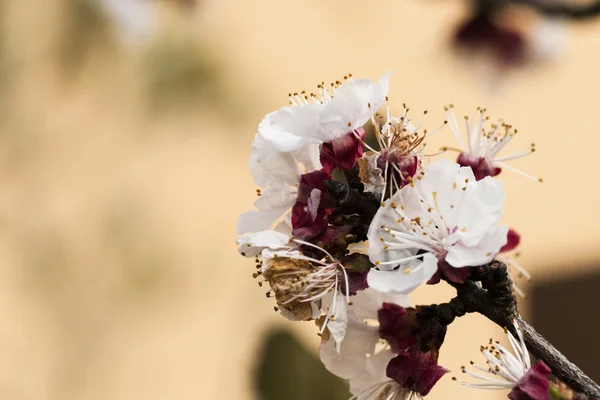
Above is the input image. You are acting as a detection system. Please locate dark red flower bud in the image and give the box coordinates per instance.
[319,128,365,174]
[501,229,521,253]
[378,303,416,352]
[457,152,501,181]
[386,349,448,396]
[508,360,552,400]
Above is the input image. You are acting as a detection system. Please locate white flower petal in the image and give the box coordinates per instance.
[326,294,349,353]
[417,159,475,228]
[236,230,291,257]
[454,176,505,246]
[446,226,508,267]
[319,72,390,140]
[249,133,302,187]
[319,314,379,380]
[367,255,437,294]
[350,287,410,320]
[367,196,417,270]
[293,143,322,171]
[258,104,324,152]
[349,349,396,399]
[236,185,297,234]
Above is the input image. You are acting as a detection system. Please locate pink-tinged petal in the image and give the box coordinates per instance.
[508,360,552,400]
[501,228,521,253]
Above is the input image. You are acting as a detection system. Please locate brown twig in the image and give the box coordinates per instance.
[416,261,600,398]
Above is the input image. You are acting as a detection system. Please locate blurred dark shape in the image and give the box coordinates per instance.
[453,0,600,68]
[531,270,600,382]
[143,36,219,112]
[255,329,349,400]
[58,0,114,75]
[455,14,526,66]
[164,0,199,9]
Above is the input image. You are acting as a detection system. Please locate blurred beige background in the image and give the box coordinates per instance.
[0,0,598,399]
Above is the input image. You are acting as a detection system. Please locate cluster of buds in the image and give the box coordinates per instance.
[235,72,583,399]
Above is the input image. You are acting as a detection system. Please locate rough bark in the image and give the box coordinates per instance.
[415,261,600,399]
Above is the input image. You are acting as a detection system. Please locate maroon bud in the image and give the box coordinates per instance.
[319,128,366,174]
[386,350,448,396]
[457,152,501,181]
[454,15,526,67]
[378,303,416,352]
[501,229,521,253]
[508,360,552,400]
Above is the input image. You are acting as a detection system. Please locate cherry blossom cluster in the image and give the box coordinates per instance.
[235,73,578,400]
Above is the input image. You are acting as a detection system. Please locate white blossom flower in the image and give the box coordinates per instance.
[259,73,390,153]
[236,230,353,351]
[236,133,321,234]
[319,288,412,400]
[453,319,551,398]
[445,106,540,181]
[367,159,508,293]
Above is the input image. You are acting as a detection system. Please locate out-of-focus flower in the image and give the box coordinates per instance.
[452,1,570,70]
[367,159,508,293]
[454,14,526,66]
[444,106,539,181]
[454,320,551,400]
[96,0,157,46]
[530,18,567,61]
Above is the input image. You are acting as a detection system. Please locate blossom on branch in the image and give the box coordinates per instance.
[444,106,540,181]
[367,159,508,293]
[320,289,448,400]
[453,320,552,400]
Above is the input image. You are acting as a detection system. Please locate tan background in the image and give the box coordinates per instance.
[0,0,598,399]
